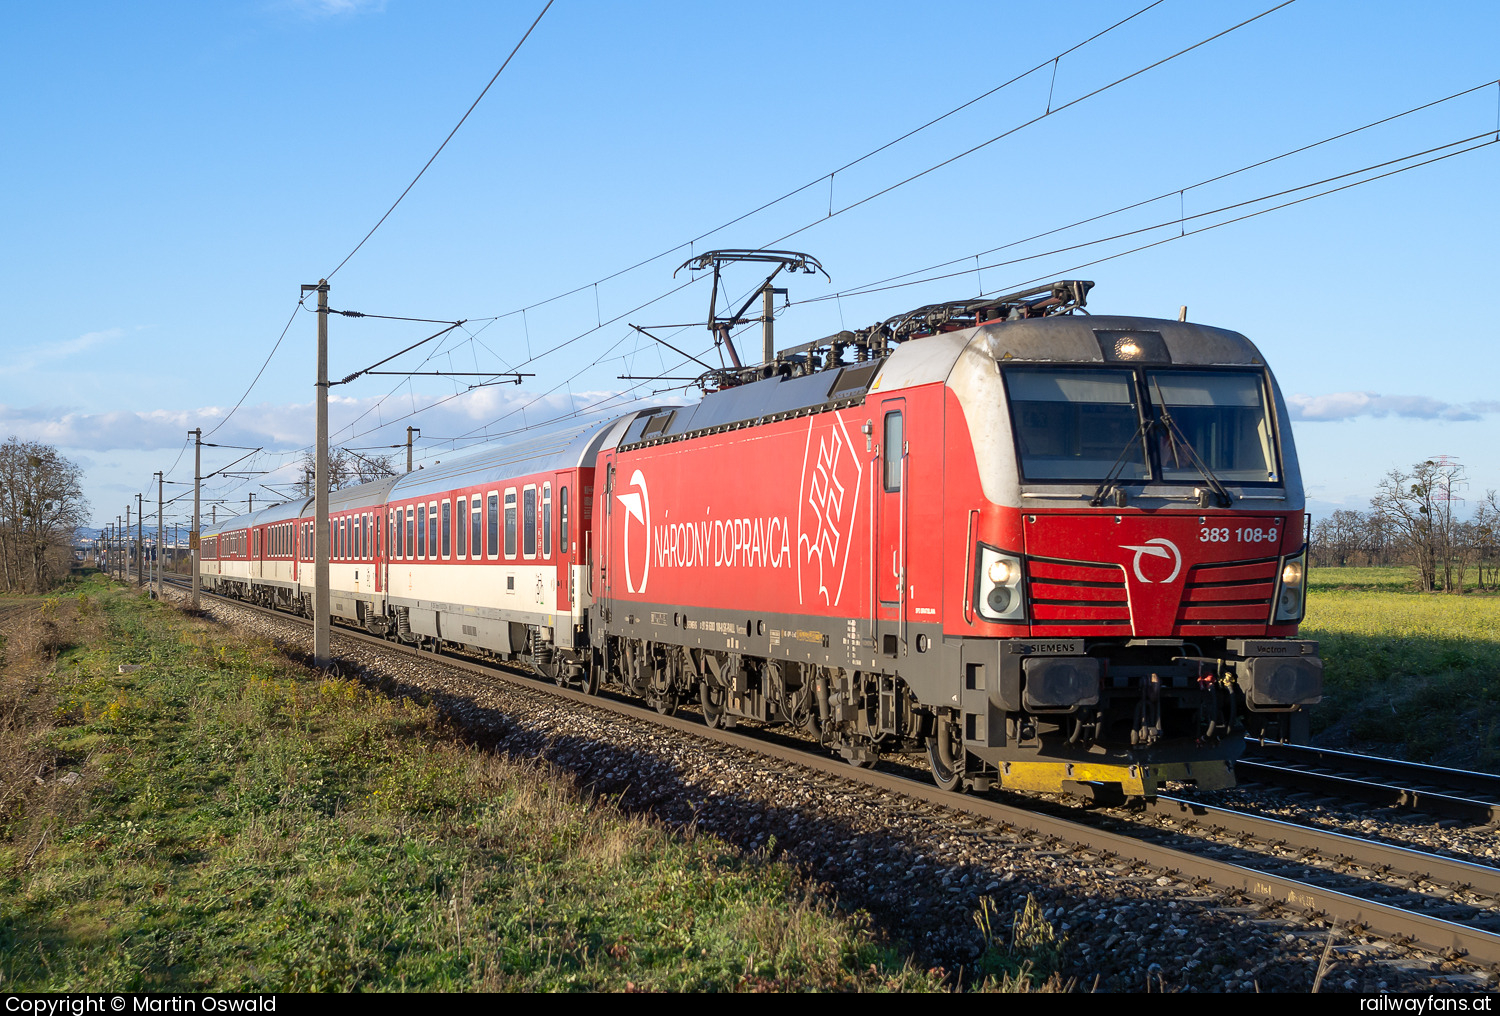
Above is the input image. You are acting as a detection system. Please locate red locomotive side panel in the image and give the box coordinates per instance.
[595,382,948,631]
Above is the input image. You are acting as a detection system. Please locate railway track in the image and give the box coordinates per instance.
[1238,742,1500,825]
[163,577,1500,970]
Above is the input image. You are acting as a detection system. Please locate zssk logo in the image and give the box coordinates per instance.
[616,469,651,594]
[1119,537,1182,583]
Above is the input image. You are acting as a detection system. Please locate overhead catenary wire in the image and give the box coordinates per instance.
[959,134,1500,303]
[753,0,1299,254]
[798,130,1500,306]
[799,77,1500,304]
[325,0,554,281]
[463,0,1169,327]
[218,3,1276,462]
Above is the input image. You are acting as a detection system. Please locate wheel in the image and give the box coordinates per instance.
[652,690,678,717]
[927,716,968,793]
[699,679,727,729]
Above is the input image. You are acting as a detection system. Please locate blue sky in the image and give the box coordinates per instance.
[1,0,1496,530]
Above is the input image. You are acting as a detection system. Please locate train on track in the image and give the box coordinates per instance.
[199,276,1322,799]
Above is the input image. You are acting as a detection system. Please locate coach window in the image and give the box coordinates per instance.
[456,498,467,558]
[405,508,414,559]
[523,486,537,558]
[487,494,499,557]
[364,514,371,559]
[542,483,552,558]
[471,501,482,559]
[428,503,438,561]
[560,486,570,553]
[883,411,903,492]
[415,505,425,558]
[441,500,452,559]
[504,490,517,559]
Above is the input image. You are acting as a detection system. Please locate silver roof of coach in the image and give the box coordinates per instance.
[387,418,617,502]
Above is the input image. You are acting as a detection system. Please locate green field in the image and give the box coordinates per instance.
[0,577,1058,992]
[1303,566,1500,766]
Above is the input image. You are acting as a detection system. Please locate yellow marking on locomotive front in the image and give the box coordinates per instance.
[999,759,1236,797]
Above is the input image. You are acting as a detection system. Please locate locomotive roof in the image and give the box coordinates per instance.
[387,418,617,501]
[874,314,1264,392]
[619,358,885,447]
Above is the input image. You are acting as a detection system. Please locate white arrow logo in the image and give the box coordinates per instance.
[1119,537,1182,583]
[616,469,650,594]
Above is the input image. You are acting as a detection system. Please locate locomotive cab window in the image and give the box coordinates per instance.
[1145,370,1279,483]
[1005,368,1149,482]
[882,412,903,492]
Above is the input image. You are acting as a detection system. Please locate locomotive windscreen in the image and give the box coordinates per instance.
[1004,368,1149,481]
[1146,370,1278,483]
[1004,366,1279,484]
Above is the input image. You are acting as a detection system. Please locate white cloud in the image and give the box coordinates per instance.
[0,328,124,376]
[1287,392,1496,423]
[0,383,670,455]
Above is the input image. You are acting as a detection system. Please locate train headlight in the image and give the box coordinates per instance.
[1273,548,1308,623]
[976,545,1026,623]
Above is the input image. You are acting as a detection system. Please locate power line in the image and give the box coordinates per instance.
[963,135,1498,302]
[756,0,1299,253]
[204,297,303,438]
[804,78,1500,303]
[325,0,554,280]
[463,0,1168,328]
[209,3,1245,457]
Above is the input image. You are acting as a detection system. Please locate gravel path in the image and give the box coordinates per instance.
[172,589,1498,993]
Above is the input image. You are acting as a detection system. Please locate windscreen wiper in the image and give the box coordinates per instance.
[1151,378,1232,508]
[1089,418,1153,507]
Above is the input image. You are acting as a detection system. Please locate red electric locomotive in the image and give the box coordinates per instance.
[591,277,1320,797]
[199,273,1321,800]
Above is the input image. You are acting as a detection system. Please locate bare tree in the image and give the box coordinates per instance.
[1475,490,1499,591]
[294,447,397,496]
[1371,461,1443,591]
[0,437,89,592]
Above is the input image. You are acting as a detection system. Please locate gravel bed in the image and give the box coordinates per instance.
[170,589,1497,993]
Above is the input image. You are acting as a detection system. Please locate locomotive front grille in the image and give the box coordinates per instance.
[1027,558,1131,634]
[1174,557,1278,633]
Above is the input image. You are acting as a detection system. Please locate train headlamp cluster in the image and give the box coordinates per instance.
[976,545,1026,623]
[1274,549,1308,623]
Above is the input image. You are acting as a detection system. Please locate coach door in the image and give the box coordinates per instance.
[875,398,907,657]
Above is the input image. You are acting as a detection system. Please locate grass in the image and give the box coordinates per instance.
[1303,566,1500,767]
[0,575,1062,992]
[1309,565,1495,595]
